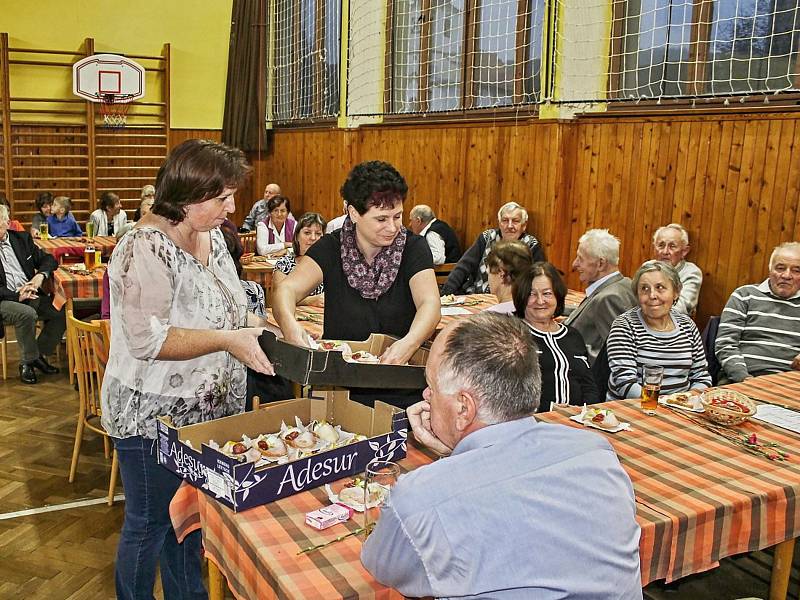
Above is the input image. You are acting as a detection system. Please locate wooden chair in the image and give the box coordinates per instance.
[434,262,457,286]
[239,231,257,254]
[67,313,119,505]
[1,322,62,380]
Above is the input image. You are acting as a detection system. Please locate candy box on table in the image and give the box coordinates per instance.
[259,331,428,389]
[157,390,407,512]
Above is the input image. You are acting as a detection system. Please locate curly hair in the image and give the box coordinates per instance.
[340,161,408,215]
[152,139,251,224]
[35,192,53,211]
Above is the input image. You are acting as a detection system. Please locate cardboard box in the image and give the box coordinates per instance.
[259,331,428,389]
[157,390,408,512]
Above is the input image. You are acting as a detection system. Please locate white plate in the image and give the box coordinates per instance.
[325,482,389,512]
[658,393,705,413]
[570,411,631,433]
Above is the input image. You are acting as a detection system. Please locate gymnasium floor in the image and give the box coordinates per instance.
[0,338,796,599]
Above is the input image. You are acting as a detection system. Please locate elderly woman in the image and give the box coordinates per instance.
[134,184,156,220]
[513,262,599,410]
[272,212,326,307]
[30,192,53,237]
[89,191,128,237]
[441,201,545,295]
[46,196,82,237]
[101,139,273,600]
[652,223,702,315]
[273,160,440,407]
[606,260,711,400]
[483,239,533,314]
[256,194,295,256]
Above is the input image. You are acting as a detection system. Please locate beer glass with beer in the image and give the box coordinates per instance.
[86,220,95,239]
[39,223,49,240]
[84,244,96,270]
[641,365,664,415]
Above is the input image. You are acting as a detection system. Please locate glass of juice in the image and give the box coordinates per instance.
[641,365,664,415]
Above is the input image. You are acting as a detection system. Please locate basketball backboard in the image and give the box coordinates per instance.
[73,53,145,101]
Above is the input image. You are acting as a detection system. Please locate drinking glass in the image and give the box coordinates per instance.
[95,250,102,266]
[641,365,664,415]
[39,223,49,240]
[84,245,96,270]
[86,220,95,239]
[363,460,401,538]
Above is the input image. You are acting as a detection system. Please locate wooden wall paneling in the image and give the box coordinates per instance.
[658,120,680,231]
[431,126,469,246]
[462,125,504,244]
[748,119,781,283]
[550,122,577,272]
[683,120,712,319]
[765,119,794,261]
[781,121,800,246]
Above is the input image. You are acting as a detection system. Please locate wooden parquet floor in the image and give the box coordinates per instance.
[0,335,796,599]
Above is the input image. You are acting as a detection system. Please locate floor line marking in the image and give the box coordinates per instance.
[0,494,126,520]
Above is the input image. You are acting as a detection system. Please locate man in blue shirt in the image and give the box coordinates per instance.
[361,312,642,599]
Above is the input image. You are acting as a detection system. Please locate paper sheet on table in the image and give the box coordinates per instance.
[752,404,800,435]
[441,306,471,316]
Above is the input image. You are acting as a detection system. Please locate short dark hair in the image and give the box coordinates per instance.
[99,191,120,212]
[267,195,291,214]
[36,192,53,211]
[340,161,408,215]
[292,212,327,255]
[438,313,542,421]
[513,262,568,319]
[485,240,533,285]
[0,194,9,209]
[152,139,251,224]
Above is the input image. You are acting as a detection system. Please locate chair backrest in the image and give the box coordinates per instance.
[701,315,722,385]
[240,232,257,254]
[67,312,103,420]
[434,262,457,286]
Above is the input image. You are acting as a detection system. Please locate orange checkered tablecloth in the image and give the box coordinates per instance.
[171,445,435,600]
[35,235,117,260]
[170,372,800,599]
[52,265,106,310]
[265,290,586,340]
[722,370,800,411]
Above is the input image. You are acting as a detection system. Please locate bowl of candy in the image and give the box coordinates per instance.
[700,389,756,426]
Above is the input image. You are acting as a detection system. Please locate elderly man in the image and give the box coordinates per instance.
[0,204,64,384]
[652,223,702,314]
[361,313,642,599]
[564,229,637,363]
[441,201,544,295]
[408,204,461,265]
[715,242,800,382]
[241,182,281,231]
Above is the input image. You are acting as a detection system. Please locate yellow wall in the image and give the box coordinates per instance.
[3,0,233,129]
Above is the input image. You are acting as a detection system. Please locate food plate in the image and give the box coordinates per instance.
[570,407,631,433]
[324,478,390,512]
[440,294,465,306]
[659,392,705,413]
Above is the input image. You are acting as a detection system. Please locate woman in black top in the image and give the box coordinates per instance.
[513,262,599,412]
[273,161,441,406]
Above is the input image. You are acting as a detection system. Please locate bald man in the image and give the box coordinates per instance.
[241,183,282,232]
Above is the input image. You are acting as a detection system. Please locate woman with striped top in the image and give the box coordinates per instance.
[513,262,599,412]
[607,260,711,400]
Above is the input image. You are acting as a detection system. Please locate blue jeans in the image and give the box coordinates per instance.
[113,436,207,600]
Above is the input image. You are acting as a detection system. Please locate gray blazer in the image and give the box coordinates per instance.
[564,273,638,364]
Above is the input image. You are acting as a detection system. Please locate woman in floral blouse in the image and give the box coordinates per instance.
[101,139,273,600]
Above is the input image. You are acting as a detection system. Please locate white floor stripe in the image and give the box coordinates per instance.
[0,494,126,520]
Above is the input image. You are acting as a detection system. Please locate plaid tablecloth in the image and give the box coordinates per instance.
[171,446,435,600]
[266,290,586,340]
[52,265,106,310]
[170,371,800,599]
[35,235,117,260]
[722,370,800,411]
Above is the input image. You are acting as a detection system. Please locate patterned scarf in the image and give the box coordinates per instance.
[340,215,406,300]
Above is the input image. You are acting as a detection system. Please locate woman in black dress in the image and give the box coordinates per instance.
[513,262,599,412]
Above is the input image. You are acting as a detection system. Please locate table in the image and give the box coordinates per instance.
[266,290,586,340]
[35,235,117,261]
[170,371,800,600]
[52,265,106,312]
[242,262,274,294]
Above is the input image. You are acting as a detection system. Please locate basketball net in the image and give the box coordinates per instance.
[97,93,134,128]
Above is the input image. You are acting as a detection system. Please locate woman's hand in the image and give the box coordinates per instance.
[407,401,452,455]
[282,323,312,349]
[225,328,275,375]
[379,337,418,365]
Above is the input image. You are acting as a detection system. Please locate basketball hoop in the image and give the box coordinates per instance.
[73,54,145,129]
[97,93,135,128]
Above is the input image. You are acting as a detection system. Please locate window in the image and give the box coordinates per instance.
[387,0,547,114]
[610,0,800,101]
[271,0,341,123]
